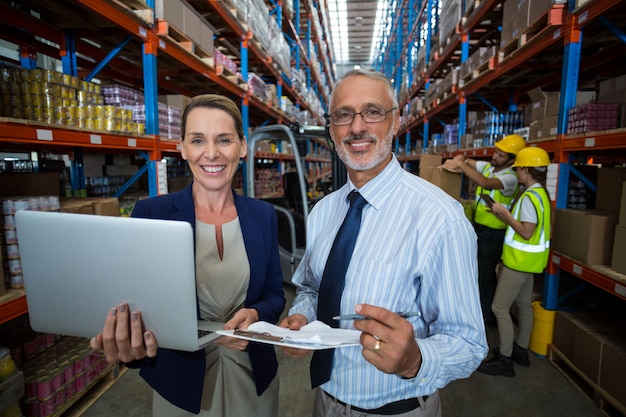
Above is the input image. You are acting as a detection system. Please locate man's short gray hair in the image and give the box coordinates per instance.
[331,69,398,109]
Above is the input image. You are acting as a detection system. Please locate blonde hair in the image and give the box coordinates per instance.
[181,94,244,140]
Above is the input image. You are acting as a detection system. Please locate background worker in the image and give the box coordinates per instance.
[477,147,552,376]
[442,134,525,326]
[280,69,487,417]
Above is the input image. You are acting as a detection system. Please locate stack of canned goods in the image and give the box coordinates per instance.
[21,337,109,417]
[2,196,61,289]
[0,67,145,136]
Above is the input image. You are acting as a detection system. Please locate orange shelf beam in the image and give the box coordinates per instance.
[77,0,149,40]
[560,130,626,151]
[0,121,160,151]
[552,253,626,301]
[0,292,27,325]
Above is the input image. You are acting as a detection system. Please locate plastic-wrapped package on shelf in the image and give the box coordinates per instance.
[248,0,270,52]
[101,84,144,107]
[290,68,306,94]
[567,103,620,135]
[230,0,248,23]
[268,27,291,77]
[214,49,238,76]
[443,124,459,153]
[248,73,268,101]
[438,0,462,50]
[133,102,180,140]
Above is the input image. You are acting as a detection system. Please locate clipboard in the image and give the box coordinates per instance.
[217,321,362,350]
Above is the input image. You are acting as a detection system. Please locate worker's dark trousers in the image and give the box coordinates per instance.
[474,224,506,325]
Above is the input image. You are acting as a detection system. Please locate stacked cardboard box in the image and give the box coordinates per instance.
[419,154,462,199]
[155,0,214,57]
[553,312,626,409]
[526,88,595,140]
[552,209,617,265]
[611,181,626,274]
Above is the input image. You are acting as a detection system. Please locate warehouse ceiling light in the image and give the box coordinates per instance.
[328,0,349,63]
[370,0,390,63]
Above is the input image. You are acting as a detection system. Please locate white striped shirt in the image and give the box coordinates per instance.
[289,155,488,409]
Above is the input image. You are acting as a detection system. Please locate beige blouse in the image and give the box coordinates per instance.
[194,218,250,321]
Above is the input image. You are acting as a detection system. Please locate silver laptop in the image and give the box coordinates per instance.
[15,209,223,352]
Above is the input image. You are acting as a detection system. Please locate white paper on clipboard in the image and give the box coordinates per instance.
[217,320,362,350]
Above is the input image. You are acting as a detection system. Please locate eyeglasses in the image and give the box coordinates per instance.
[325,107,398,126]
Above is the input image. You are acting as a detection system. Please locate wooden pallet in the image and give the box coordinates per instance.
[109,0,153,24]
[51,363,126,417]
[156,19,214,67]
[436,23,461,58]
[499,5,565,63]
[215,65,247,90]
[462,0,481,22]
[459,55,497,87]
[548,345,626,417]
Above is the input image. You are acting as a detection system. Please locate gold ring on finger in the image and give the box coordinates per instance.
[373,340,381,353]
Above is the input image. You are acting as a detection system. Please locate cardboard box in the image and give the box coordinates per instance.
[155,0,184,31]
[552,209,617,265]
[553,311,579,359]
[596,167,626,215]
[419,154,442,183]
[611,225,626,274]
[598,74,626,104]
[553,312,626,384]
[159,94,190,110]
[599,333,626,407]
[0,173,60,197]
[60,197,120,217]
[529,0,554,26]
[429,168,463,199]
[199,21,215,56]
[542,116,558,137]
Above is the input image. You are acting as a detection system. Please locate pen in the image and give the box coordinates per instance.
[333,312,422,320]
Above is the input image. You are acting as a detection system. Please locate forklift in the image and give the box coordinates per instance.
[245,124,346,284]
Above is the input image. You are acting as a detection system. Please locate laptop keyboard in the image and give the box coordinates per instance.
[198,329,214,338]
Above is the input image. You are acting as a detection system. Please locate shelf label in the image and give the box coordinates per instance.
[127,138,137,147]
[139,27,147,38]
[572,264,583,275]
[553,29,561,39]
[584,138,595,147]
[36,129,53,141]
[615,284,626,297]
[579,11,589,24]
[159,39,166,49]
[89,135,102,144]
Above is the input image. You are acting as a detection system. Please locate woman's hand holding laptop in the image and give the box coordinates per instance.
[90,303,158,363]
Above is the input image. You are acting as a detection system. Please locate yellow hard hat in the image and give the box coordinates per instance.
[512,147,551,168]
[494,134,525,155]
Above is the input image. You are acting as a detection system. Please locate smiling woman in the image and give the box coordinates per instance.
[180,97,247,203]
[90,94,286,417]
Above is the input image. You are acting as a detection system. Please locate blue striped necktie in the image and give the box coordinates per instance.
[311,190,368,387]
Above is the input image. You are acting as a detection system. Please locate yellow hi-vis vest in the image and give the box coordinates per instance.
[474,164,518,229]
[502,188,551,273]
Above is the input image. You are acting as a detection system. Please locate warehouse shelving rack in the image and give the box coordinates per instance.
[0,0,334,199]
[0,0,335,323]
[373,0,626,309]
